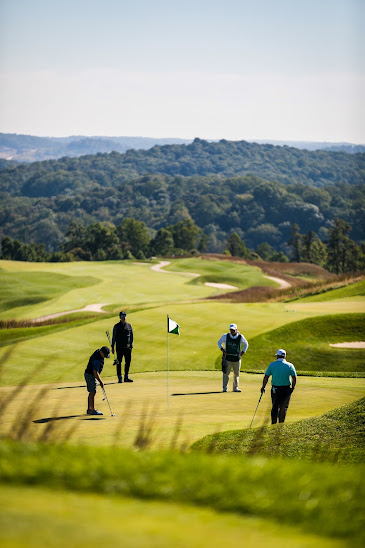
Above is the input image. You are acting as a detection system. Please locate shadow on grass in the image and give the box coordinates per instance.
[53,381,119,390]
[172,391,223,396]
[34,415,84,423]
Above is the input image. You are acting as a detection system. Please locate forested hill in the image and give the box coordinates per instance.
[1,138,364,192]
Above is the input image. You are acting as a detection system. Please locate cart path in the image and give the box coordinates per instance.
[150,261,238,289]
[263,275,292,289]
[32,303,108,323]
[329,342,365,349]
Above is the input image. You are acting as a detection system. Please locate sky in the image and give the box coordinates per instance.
[0,0,364,142]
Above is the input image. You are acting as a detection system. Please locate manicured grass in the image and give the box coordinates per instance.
[163,257,277,289]
[296,279,365,302]
[0,484,347,548]
[0,440,364,544]
[241,313,365,374]
[1,372,364,449]
[1,301,364,386]
[0,269,100,314]
[191,397,365,463]
[0,259,270,320]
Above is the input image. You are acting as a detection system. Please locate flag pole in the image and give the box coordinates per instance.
[167,314,169,411]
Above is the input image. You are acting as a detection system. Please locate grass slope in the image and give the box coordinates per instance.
[241,313,365,375]
[0,484,347,548]
[191,397,365,463]
[295,279,365,302]
[0,259,271,320]
[0,440,364,544]
[0,269,100,314]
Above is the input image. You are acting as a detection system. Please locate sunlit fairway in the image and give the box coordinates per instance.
[1,299,364,386]
[0,258,275,320]
[1,372,364,448]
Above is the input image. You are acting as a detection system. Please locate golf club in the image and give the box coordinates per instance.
[106,330,119,367]
[249,393,263,428]
[101,385,116,416]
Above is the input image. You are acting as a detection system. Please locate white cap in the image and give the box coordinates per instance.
[276,349,286,357]
[229,323,237,330]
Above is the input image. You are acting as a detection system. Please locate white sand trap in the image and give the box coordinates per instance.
[33,303,108,323]
[263,275,291,289]
[205,282,238,289]
[329,342,365,349]
[151,261,236,287]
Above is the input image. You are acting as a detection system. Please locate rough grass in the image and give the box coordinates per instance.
[0,440,364,544]
[240,313,365,374]
[208,274,364,303]
[191,397,365,463]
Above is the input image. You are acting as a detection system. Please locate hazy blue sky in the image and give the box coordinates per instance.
[0,0,364,141]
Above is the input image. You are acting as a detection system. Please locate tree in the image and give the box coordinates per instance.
[168,219,201,251]
[256,242,274,261]
[287,224,302,262]
[117,218,150,257]
[150,228,174,256]
[326,218,351,274]
[225,232,249,258]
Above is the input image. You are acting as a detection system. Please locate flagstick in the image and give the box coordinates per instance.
[167,314,169,411]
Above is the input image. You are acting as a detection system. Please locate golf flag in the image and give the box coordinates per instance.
[168,317,180,335]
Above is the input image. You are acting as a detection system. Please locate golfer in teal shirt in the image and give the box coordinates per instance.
[261,349,297,424]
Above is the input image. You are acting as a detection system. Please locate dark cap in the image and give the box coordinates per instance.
[101,346,111,358]
[119,311,127,318]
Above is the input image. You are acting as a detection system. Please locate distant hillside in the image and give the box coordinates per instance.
[0,133,192,162]
[1,133,364,163]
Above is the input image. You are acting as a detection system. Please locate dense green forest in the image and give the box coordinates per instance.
[0,139,364,259]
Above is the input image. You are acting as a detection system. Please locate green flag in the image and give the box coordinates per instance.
[168,317,180,335]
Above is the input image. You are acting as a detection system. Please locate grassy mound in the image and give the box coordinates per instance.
[296,278,365,302]
[0,440,364,544]
[240,313,365,374]
[191,397,365,463]
[0,269,100,314]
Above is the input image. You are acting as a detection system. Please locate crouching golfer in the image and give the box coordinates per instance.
[84,345,110,415]
[217,323,248,392]
[261,349,297,424]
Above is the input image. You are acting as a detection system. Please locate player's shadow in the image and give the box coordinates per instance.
[171,391,223,396]
[54,381,118,390]
[33,414,83,423]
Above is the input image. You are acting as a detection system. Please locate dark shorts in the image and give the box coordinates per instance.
[85,372,97,393]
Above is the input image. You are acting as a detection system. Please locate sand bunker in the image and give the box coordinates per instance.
[205,282,238,289]
[263,275,291,289]
[151,261,237,287]
[329,342,365,349]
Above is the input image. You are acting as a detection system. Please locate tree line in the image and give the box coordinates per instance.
[1,216,364,274]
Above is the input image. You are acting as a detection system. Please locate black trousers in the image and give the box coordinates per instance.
[116,348,132,378]
[271,385,292,424]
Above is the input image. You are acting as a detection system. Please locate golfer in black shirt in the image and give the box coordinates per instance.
[111,311,134,383]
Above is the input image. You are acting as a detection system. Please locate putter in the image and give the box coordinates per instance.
[106,330,119,367]
[249,393,263,428]
[101,385,116,416]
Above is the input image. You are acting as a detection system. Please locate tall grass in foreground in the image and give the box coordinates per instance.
[0,439,364,544]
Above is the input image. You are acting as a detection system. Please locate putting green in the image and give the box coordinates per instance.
[1,372,364,449]
[1,299,364,386]
[0,484,346,548]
